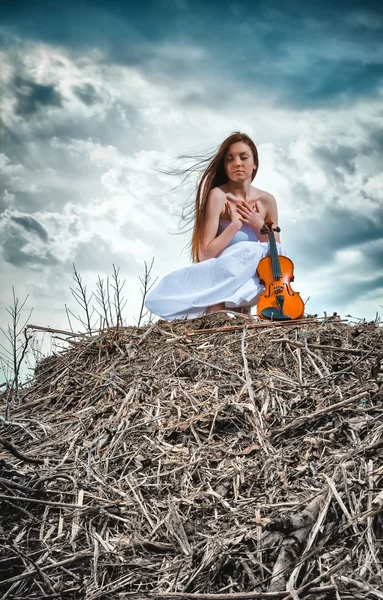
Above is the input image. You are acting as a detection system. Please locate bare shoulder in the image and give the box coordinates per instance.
[206,186,226,216]
[207,186,226,208]
[210,186,226,199]
[265,191,277,206]
[251,186,277,205]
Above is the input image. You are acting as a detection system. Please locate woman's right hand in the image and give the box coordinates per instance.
[225,199,243,230]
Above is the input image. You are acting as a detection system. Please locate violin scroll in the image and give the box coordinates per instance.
[260,219,280,236]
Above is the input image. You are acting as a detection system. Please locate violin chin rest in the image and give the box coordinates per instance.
[260,307,292,321]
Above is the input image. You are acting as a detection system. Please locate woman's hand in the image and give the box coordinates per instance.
[225,199,243,230]
[236,200,265,231]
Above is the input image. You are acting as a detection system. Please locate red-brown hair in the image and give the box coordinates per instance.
[191,132,258,263]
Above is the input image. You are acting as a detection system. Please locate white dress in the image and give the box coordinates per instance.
[145,219,286,321]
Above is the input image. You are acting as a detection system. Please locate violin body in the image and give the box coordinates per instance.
[256,221,304,321]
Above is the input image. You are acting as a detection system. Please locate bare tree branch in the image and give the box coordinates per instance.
[70,264,94,334]
[110,264,127,327]
[137,258,158,327]
[0,288,33,418]
[94,276,111,328]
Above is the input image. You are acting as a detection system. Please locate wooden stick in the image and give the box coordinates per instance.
[184,318,347,336]
[26,324,90,337]
[0,436,44,464]
[0,493,90,509]
[0,552,92,588]
[280,557,350,600]
[273,337,380,356]
[173,357,246,383]
[271,390,370,437]
[148,586,335,599]
[339,575,383,599]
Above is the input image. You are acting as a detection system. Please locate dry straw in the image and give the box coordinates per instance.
[0,313,382,599]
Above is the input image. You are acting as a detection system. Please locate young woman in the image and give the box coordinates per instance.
[145,132,285,321]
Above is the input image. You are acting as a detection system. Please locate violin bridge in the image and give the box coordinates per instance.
[273,285,284,294]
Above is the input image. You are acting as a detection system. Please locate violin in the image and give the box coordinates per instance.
[256,220,304,320]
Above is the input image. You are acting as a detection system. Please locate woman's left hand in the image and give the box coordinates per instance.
[236,200,264,231]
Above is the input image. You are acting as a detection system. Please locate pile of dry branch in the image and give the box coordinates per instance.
[0,314,382,599]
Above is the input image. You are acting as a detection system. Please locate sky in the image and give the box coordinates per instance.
[0,0,382,361]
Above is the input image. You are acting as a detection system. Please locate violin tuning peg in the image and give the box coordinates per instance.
[260,226,268,235]
[274,227,281,233]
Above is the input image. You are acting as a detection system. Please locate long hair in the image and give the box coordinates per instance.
[190,132,259,262]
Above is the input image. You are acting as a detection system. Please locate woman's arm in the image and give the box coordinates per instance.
[198,188,241,261]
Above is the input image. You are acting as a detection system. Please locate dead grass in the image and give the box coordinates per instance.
[0,313,382,599]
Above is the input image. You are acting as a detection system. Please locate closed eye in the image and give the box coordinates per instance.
[225,154,249,161]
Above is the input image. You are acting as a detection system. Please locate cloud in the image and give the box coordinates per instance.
[285,205,383,268]
[314,145,358,177]
[363,237,383,270]
[10,214,48,241]
[0,1,381,333]
[0,210,58,267]
[362,123,383,154]
[13,75,63,117]
[0,190,14,213]
[1,0,381,112]
[0,205,82,267]
[284,206,383,317]
[72,233,142,274]
[0,153,33,193]
[277,60,383,109]
[72,83,100,106]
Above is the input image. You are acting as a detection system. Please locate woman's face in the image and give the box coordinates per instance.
[223,141,256,182]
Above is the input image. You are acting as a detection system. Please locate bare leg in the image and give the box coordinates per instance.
[206,302,225,314]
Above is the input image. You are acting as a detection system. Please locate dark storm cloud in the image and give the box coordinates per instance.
[286,204,383,313]
[305,277,383,316]
[314,146,358,176]
[361,122,383,154]
[0,93,142,178]
[315,275,383,312]
[0,98,144,215]
[278,61,383,109]
[0,213,141,272]
[363,240,383,271]
[285,206,383,270]
[13,76,63,117]
[0,212,58,267]
[1,235,56,267]
[312,145,359,187]
[72,83,99,106]
[354,275,383,297]
[1,0,382,109]
[10,214,49,241]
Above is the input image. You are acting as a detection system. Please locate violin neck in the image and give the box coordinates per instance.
[269,230,282,279]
